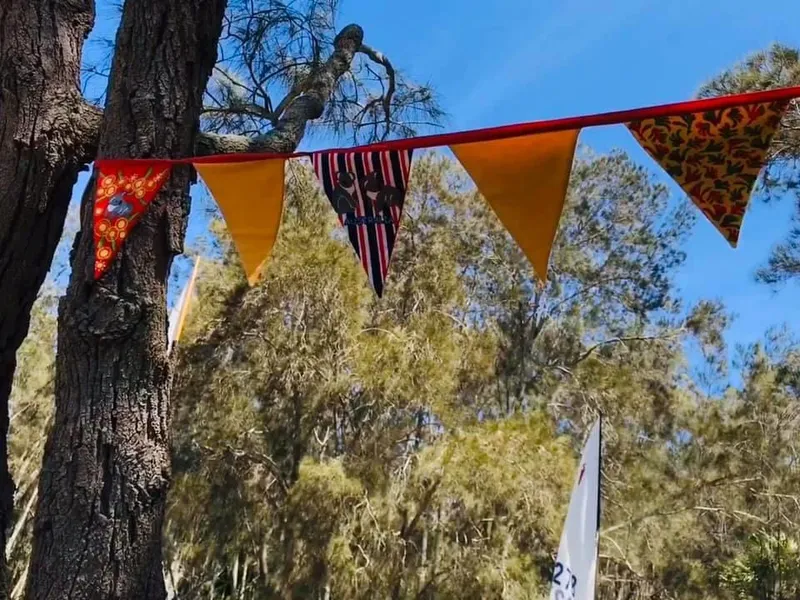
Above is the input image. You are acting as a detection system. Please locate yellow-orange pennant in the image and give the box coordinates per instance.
[168,257,201,348]
[451,129,579,279]
[194,159,285,285]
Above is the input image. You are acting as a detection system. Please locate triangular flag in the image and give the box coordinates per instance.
[312,149,413,297]
[451,130,580,280]
[550,419,601,600]
[194,159,285,285]
[627,100,789,246]
[168,257,200,349]
[93,160,171,279]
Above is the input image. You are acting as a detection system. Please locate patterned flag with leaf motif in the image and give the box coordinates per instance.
[627,100,789,246]
[313,149,413,297]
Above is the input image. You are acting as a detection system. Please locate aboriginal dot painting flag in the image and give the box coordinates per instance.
[93,160,171,279]
[313,149,414,297]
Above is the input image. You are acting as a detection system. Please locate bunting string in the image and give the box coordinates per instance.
[114,86,800,165]
[88,85,800,295]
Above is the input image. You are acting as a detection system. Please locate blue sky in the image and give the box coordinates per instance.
[329,0,800,358]
[70,0,800,378]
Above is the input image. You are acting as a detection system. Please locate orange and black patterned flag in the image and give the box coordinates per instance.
[627,100,789,246]
[313,149,413,297]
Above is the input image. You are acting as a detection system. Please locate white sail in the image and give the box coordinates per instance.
[550,419,601,600]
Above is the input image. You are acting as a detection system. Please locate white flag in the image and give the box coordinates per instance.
[550,419,601,600]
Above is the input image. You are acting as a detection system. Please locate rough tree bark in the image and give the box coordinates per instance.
[25,0,226,598]
[0,0,100,595]
[25,9,367,597]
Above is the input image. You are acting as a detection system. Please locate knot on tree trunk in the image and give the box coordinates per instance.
[333,24,364,50]
[73,287,144,340]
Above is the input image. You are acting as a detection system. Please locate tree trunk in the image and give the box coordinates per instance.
[0,0,99,595]
[25,0,225,598]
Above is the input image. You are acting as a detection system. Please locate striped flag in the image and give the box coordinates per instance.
[313,149,413,297]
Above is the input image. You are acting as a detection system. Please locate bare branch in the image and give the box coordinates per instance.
[357,42,396,140]
[572,333,679,366]
[196,23,365,155]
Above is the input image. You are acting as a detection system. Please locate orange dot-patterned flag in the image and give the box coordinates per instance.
[93,160,171,279]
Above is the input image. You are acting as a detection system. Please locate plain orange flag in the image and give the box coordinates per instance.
[451,129,580,280]
[168,257,201,348]
[194,159,285,285]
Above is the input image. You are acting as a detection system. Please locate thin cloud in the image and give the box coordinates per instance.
[452,0,654,125]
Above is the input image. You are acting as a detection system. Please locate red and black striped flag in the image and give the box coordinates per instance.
[313,149,413,297]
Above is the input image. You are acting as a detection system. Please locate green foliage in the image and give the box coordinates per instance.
[154,150,800,600]
[8,145,800,599]
[720,531,800,600]
[6,287,57,596]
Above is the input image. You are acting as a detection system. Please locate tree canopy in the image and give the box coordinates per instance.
[1,4,799,598]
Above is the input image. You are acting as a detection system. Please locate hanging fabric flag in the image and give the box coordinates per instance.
[167,257,200,350]
[450,130,580,280]
[312,149,413,297]
[93,160,171,279]
[194,159,285,285]
[627,100,789,246]
[551,418,601,600]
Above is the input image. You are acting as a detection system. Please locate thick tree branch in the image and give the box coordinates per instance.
[65,25,404,160]
[73,99,104,163]
[66,24,368,159]
[26,0,229,595]
[195,23,365,156]
[0,0,99,592]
